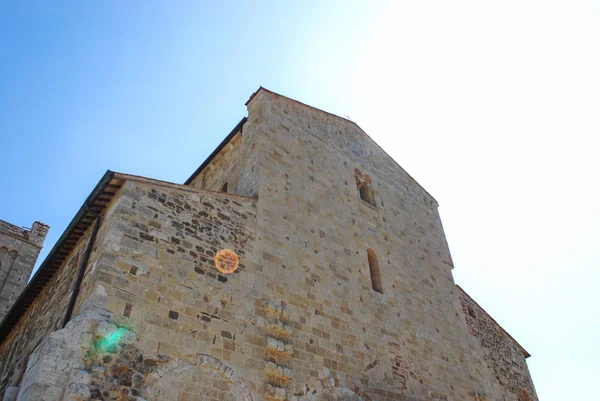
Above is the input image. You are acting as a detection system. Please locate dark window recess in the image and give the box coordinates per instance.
[367,248,383,293]
[359,184,376,206]
[467,306,476,318]
[221,182,228,193]
[355,168,376,207]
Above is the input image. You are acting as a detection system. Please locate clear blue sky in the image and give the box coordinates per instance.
[1,2,598,400]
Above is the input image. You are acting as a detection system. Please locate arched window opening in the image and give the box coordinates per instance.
[367,248,383,293]
[221,182,228,193]
[355,168,376,207]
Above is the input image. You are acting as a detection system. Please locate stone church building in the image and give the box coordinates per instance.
[0,88,537,401]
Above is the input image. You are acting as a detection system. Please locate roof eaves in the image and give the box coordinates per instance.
[116,172,257,202]
[0,170,121,346]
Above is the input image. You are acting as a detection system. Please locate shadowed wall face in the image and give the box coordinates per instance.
[0,220,48,320]
[459,288,538,401]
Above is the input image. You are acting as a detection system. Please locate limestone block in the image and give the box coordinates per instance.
[66,369,91,386]
[95,321,136,344]
[264,383,287,401]
[266,336,283,352]
[265,320,294,339]
[79,285,110,314]
[16,381,64,401]
[265,303,290,320]
[94,321,118,338]
[264,361,292,382]
[63,383,91,400]
[319,375,335,389]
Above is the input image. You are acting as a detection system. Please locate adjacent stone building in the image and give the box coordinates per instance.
[0,88,538,401]
[0,219,48,320]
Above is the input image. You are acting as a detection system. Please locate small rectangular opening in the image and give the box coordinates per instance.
[355,168,376,207]
[360,184,376,207]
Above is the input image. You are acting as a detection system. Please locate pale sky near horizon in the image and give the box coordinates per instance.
[1,1,598,400]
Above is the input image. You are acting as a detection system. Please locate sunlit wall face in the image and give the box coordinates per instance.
[0,2,598,400]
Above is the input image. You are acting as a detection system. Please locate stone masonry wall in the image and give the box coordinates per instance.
[0,220,48,248]
[189,130,244,194]
[68,178,262,399]
[0,90,537,401]
[189,120,261,199]
[458,287,538,401]
[240,90,505,401]
[0,224,91,393]
[0,221,49,319]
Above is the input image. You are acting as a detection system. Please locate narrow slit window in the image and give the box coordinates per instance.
[367,248,383,293]
[359,184,376,206]
[221,182,228,193]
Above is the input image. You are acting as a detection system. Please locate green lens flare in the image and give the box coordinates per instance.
[95,327,129,352]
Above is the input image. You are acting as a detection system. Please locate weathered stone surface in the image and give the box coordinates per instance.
[264,383,287,401]
[265,361,292,381]
[459,287,537,401]
[0,88,538,401]
[0,220,48,319]
[13,286,112,401]
[0,222,88,394]
[1,386,18,401]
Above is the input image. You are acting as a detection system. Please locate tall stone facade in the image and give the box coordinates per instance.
[0,88,537,401]
[0,219,48,320]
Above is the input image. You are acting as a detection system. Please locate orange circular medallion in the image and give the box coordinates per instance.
[214,249,239,274]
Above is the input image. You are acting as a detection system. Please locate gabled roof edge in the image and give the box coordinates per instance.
[0,170,117,345]
[246,87,438,205]
[183,117,247,186]
[456,285,531,358]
